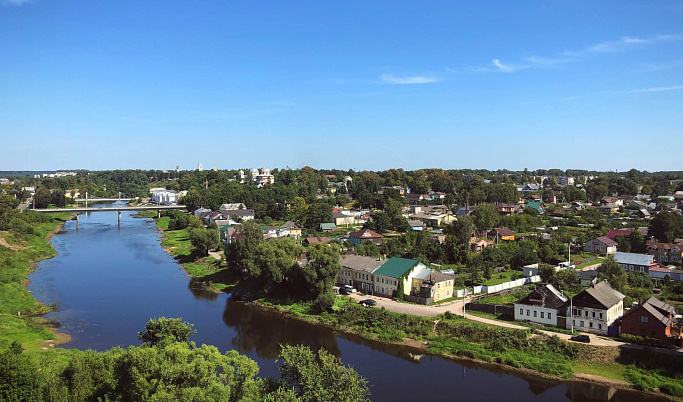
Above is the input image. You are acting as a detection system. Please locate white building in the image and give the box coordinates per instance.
[514,284,568,327]
[151,190,178,205]
[565,281,624,335]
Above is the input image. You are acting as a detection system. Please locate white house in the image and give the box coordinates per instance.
[514,284,568,327]
[565,280,624,335]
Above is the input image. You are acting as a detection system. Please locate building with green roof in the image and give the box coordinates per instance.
[373,257,427,298]
[525,201,545,214]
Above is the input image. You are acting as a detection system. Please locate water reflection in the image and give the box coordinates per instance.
[187,279,219,301]
[222,300,341,359]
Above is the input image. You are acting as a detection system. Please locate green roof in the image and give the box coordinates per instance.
[320,223,337,230]
[219,225,233,231]
[525,202,543,213]
[374,257,420,279]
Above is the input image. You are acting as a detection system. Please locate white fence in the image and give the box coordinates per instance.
[454,275,541,298]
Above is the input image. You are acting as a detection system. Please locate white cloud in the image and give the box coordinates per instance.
[588,34,681,52]
[3,0,30,5]
[379,74,439,84]
[621,85,683,94]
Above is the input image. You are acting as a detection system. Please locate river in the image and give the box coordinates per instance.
[27,205,664,402]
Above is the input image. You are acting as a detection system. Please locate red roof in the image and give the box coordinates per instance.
[606,229,632,239]
[306,237,329,244]
[595,236,618,246]
[349,228,383,239]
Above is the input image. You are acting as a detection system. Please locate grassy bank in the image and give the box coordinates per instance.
[0,212,73,352]
[147,214,235,291]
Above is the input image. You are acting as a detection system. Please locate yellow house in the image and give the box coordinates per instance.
[411,269,455,303]
[280,221,302,238]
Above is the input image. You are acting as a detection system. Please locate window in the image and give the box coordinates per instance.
[572,320,576,326]
[527,310,530,316]
[573,309,578,316]
[520,308,523,315]
[541,312,544,319]
[598,324,602,330]
[637,315,649,323]
[592,311,595,318]
[580,321,584,327]
[534,311,537,317]
[640,267,644,272]
[584,310,588,317]
[548,313,552,320]
[630,327,635,334]
[599,312,603,320]
[589,322,593,328]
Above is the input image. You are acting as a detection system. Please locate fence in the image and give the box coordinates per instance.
[573,256,597,266]
[465,303,514,316]
[403,295,433,305]
[454,275,540,298]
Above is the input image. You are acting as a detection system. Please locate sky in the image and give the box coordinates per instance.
[1,1,682,172]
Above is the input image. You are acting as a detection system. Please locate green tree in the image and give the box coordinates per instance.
[138,317,197,346]
[180,190,202,213]
[189,226,221,256]
[225,219,264,278]
[0,194,20,230]
[34,186,51,209]
[276,345,370,402]
[614,234,631,253]
[0,348,42,401]
[300,244,341,311]
[471,203,499,233]
[627,271,653,289]
[648,210,683,243]
[597,254,627,292]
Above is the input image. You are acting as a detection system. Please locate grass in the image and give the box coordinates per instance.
[471,289,531,305]
[574,361,626,381]
[481,270,518,286]
[0,212,74,352]
[576,257,604,269]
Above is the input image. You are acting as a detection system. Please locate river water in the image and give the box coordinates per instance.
[27,206,663,402]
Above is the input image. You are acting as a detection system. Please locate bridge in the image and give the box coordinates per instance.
[74,198,133,202]
[34,205,187,228]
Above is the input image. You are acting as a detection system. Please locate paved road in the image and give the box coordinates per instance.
[345,292,682,352]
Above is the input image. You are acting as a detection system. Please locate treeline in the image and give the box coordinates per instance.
[225,220,342,311]
[0,317,370,401]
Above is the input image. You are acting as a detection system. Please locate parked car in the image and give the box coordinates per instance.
[342,285,357,293]
[359,299,376,307]
[570,334,590,343]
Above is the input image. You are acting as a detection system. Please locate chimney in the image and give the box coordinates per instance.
[638,298,643,305]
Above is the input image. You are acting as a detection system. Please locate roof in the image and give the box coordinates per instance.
[283,221,300,229]
[615,252,654,266]
[414,268,455,284]
[606,229,632,239]
[305,237,328,244]
[525,201,544,213]
[623,297,674,327]
[515,284,568,309]
[578,269,598,280]
[591,236,618,247]
[340,255,385,273]
[647,241,681,251]
[219,209,255,217]
[319,223,337,230]
[574,281,624,309]
[491,227,515,237]
[349,228,383,239]
[373,257,421,279]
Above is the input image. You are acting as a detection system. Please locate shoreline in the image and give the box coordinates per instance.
[146,214,676,400]
[26,214,75,349]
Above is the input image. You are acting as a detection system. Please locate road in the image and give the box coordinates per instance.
[345,292,682,352]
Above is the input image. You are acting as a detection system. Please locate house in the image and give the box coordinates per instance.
[319,223,338,232]
[522,263,539,277]
[598,203,619,214]
[372,257,426,298]
[455,207,472,216]
[494,202,523,216]
[333,213,356,226]
[410,268,455,303]
[406,193,427,202]
[337,255,386,292]
[620,297,680,341]
[583,236,618,254]
[489,227,515,241]
[409,220,425,231]
[601,197,624,207]
[219,225,235,244]
[280,221,302,238]
[304,237,328,245]
[578,269,599,286]
[606,229,632,240]
[646,241,682,264]
[648,266,683,282]
[252,167,275,186]
[520,183,541,193]
[556,176,575,186]
[525,201,545,214]
[470,237,494,253]
[205,209,255,226]
[349,228,383,245]
[565,281,625,335]
[430,191,446,200]
[514,284,568,327]
[219,203,247,210]
[615,252,659,274]
[409,211,456,227]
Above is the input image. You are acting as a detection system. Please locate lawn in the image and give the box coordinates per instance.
[481,270,519,286]
[576,257,604,269]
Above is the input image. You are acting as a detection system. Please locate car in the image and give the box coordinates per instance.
[340,287,354,295]
[359,299,376,307]
[570,334,590,343]
[342,285,357,293]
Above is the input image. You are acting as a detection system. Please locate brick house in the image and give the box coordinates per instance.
[646,241,682,264]
[620,297,680,341]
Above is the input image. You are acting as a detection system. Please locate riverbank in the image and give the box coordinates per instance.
[0,211,75,352]
[146,215,683,398]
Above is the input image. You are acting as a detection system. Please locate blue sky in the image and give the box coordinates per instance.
[1,1,682,172]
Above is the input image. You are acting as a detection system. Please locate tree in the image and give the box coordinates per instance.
[34,186,51,209]
[629,230,647,253]
[648,210,683,243]
[539,263,557,284]
[225,219,264,278]
[0,194,20,230]
[299,244,341,311]
[627,271,653,289]
[189,227,220,256]
[138,317,197,346]
[471,203,498,233]
[276,345,370,402]
[596,255,627,292]
[614,234,631,253]
[180,190,202,213]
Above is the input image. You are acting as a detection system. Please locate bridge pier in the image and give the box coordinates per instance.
[76,213,79,230]
[118,210,121,228]
[157,210,161,219]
